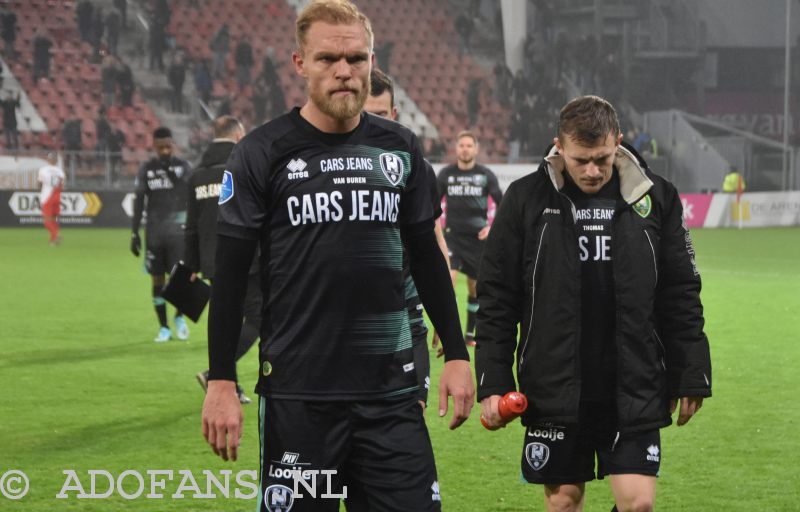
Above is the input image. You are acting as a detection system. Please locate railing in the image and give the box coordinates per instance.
[0,150,136,190]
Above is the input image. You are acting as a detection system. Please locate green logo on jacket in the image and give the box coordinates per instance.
[633,195,652,218]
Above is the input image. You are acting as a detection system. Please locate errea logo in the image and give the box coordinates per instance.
[287,158,308,180]
[646,444,660,462]
[431,481,441,502]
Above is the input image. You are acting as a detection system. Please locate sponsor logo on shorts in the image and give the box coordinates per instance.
[403,362,415,373]
[268,465,313,481]
[218,170,234,204]
[281,452,300,465]
[431,480,441,502]
[379,153,404,186]
[527,427,565,441]
[525,442,550,471]
[264,484,294,511]
[646,444,660,462]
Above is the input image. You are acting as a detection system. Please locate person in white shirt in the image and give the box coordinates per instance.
[38,153,65,245]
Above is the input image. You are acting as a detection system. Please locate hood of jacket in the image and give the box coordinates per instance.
[543,142,654,205]
[198,140,236,169]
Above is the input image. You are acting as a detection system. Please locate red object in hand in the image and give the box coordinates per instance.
[481,391,528,430]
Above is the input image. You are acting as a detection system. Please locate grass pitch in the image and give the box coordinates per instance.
[1,227,799,511]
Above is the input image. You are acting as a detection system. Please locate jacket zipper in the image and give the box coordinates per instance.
[643,229,658,286]
[518,222,548,369]
[653,328,666,370]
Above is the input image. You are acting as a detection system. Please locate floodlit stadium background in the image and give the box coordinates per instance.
[1,0,799,510]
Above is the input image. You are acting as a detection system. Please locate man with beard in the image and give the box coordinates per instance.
[201,1,474,510]
[131,127,193,342]
[437,131,502,345]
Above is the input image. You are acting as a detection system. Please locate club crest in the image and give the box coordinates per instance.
[525,442,550,471]
[379,153,404,186]
[633,194,652,218]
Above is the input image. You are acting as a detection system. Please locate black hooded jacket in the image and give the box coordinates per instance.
[184,140,235,277]
[475,142,712,434]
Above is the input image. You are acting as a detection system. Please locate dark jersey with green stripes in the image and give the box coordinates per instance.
[134,155,191,237]
[218,108,434,400]
[437,163,502,235]
[404,160,441,337]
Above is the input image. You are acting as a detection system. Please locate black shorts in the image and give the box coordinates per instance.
[257,396,441,511]
[444,230,484,279]
[144,232,183,276]
[521,403,661,485]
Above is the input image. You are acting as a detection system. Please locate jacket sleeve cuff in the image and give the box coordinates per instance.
[476,372,518,402]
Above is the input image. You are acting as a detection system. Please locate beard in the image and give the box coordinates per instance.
[310,81,369,121]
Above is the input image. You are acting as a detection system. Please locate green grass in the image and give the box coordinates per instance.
[1,227,799,511]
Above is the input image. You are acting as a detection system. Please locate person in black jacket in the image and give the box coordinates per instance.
[476,95,712,512]
[184,116,253,404]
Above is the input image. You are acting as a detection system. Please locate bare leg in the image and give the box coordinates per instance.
[544,483,585,512]
[609,474,656,512]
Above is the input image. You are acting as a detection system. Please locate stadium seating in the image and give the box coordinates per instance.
[167,0,511,160]
[1,0,161,174]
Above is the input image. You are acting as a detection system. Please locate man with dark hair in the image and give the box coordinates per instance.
[32,30,53,81]
[210,24,229,79]
[131,127,193,342]
[0,90,20,150]
[477,95,712,512]
[234,38,253,90]
[185,116,254,405]
[118,62,134,107]
[364,68,451,411]
[201,2,473,510]
[437,130,502,346]
[1,8,17,59]
[167,53,186,113]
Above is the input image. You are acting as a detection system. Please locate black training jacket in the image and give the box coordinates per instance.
[184,140,235,278]
[475,142,712,434]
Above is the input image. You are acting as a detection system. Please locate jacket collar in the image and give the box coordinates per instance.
[544,143,653,205]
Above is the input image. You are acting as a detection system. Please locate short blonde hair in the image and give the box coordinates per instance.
[296,0,374,55]
[457,130,478,145]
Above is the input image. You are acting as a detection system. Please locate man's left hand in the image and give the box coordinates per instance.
[438,360,475,430]
[670,396,704,426]
[477,226,490,240]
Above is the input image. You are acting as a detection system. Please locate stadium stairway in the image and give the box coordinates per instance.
[0,56,48,134]
[117,1,194,153]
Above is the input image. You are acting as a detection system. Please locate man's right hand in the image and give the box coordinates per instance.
[201,380,243,461]
[479,394,504,429]
[130,232,141,257]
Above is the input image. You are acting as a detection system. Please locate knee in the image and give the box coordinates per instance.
[546,494,581,512]
[618,498,654,512]
[545,486,583,512]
